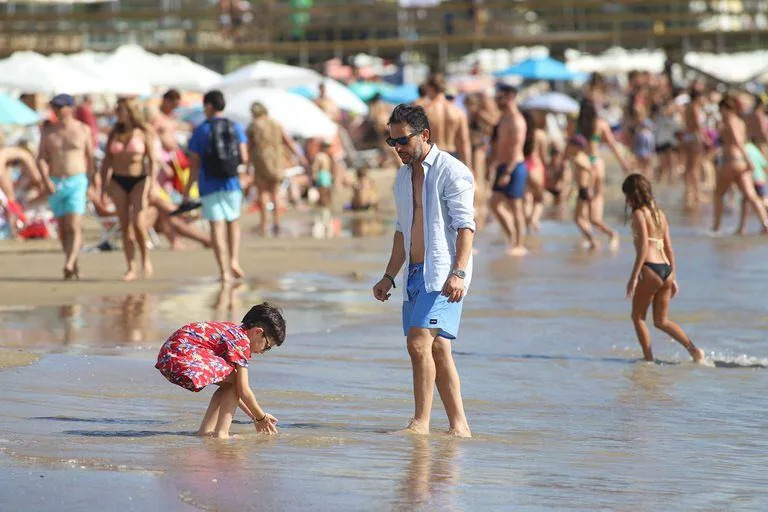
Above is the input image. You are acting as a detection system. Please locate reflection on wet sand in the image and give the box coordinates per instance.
[396,436,461,511]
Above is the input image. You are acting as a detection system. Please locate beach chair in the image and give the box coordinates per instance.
[83,201,162,252]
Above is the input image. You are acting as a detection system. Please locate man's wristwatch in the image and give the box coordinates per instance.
[451,268,466,279]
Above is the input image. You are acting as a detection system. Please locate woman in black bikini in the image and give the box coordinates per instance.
[623,173,705,363]
[100,98,157,281]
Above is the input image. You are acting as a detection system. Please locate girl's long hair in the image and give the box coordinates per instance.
[622,173,662,230]
[112,97,147,136]
[576,98,597,140]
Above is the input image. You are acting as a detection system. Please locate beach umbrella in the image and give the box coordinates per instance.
[223,87,337,139]
[520,92,580,114]
[290,79,369,115]
[347,81,395,102]
[381,84,420,105]
[0,51,101,95]
[493,57,586,81]
[0,92,40,125]
[155,54,223,92]
[51,52,153,96]
[217,61,323,92]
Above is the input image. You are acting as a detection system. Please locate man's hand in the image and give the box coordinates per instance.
[441,274,465,303]
[373,278,393,302]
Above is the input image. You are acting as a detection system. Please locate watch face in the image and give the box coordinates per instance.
[453,269,466,278]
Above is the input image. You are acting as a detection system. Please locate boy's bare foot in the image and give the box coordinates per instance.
[123,268,138,281]
[231,263,245,279]
[690,346,706,363]
[394,419,429,435]
[445,426,472,438]
[506,246,528,257]
[609,232,620,251]
[143,261,153,279]
[583,239,599,251]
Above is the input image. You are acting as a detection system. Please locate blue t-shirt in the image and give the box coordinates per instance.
[188,117,247,197]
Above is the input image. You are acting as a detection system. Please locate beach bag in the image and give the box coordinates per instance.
[204,118,241,179]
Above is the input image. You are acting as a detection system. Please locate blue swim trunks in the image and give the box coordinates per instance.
[492,161,527,199]
[48,173,88,218]
[402,263,464,340]
[201,189,242,222]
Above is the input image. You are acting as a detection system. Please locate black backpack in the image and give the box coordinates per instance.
[203,118,241,179]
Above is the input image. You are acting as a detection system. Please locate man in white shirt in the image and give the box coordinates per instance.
[372,104,475,438]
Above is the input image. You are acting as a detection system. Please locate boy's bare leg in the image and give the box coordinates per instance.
[227,219,244,279]
[398,328,437,435]
[213,384,239,439]
[198,385,228,436]
[432,337,471,437]
[209,220,231,281]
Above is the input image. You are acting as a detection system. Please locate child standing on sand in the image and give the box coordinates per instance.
[622,174,705,363]
[155,302,286,438]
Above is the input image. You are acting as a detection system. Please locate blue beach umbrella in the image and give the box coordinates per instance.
[494,57,586,81]
[381,84,420,105]
[347,81,394,102]
[0,92,39,125]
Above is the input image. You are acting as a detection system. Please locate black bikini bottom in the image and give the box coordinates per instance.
[113,174,148,194]
[644,262,671,281]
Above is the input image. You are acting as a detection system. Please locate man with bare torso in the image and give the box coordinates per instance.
[422,73,471,166]
[314,82,341,124]
[682,89,707,209]
[489,84,528,256]
[372,104,475,438]
[38,94,94,280]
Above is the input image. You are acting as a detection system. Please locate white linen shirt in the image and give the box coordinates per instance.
[394,144,476,301]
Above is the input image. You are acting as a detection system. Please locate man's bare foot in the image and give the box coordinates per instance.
[393,419,429,435]
[690,346,706,363]
[734,228,746,236]
[231,263,245,279]
[219,273,233,283]
[506,246,528,256]
[609,232,620,251]
[583,239,599,251]
[142,261,153,279]
[123,268,138,281]
[445,426,472,438]
[196,430,214,437]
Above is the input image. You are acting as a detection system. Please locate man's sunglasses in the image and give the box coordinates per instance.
[385,132,420,147]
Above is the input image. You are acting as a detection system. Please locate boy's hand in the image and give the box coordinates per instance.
[254,413,278,434]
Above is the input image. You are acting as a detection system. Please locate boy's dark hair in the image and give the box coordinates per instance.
[203,90,226,112]
[163,89,181,102]
[241,302,286,346]
[496,84,518,96]
[388,104,430,134]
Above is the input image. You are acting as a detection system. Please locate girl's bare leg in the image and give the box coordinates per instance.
[736,197,748,235]
[108,183,137,281]
[574,200,597,249]
[711,166,730,232]
[631,268,661,361]
[490,191,515,243]
[652,280,705,361]
[735,171,768,232]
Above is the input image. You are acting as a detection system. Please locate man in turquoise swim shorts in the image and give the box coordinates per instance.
[373,104,475,438]
[38,94,94,280]
[186,90,249,282]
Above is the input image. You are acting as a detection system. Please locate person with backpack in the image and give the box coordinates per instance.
[185,90,249,281]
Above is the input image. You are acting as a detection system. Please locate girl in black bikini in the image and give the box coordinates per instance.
[100,98,157,281]
[623,173,705,363]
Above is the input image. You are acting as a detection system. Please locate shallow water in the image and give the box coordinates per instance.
[2,193,768,511]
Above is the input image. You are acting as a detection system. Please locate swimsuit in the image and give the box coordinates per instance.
[578,187,591,201]
[492,161,527,199]
[109,131,149,193]
[643,237,671,281]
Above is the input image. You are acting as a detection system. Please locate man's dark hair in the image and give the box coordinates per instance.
[496,84,518,96]
[388,104,430,134]
[163,89,181,102]
[241,302,286,347]
[203,90,226,112]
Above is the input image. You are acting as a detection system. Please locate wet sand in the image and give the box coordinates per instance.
[2,179,768,510]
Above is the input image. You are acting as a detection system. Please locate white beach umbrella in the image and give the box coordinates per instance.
[223,87,337,139]
[0,51,101,95]
[684,51,768,83]
[155,54,222,92]
[520,92,580,114]
[217,61,323,92]
[50,51,153,96]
